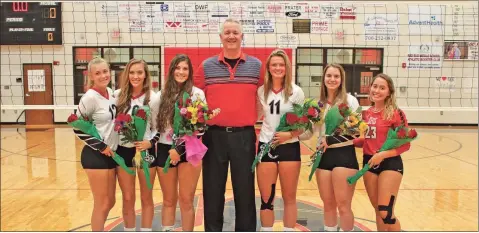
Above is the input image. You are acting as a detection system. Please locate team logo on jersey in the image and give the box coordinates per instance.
[367,117,377,125]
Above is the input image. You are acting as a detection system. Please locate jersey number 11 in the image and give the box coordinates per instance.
[269,100,280,115]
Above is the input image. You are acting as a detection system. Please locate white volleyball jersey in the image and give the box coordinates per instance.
[258,84,305,143]
[114,89,157,148]
[74,87,119,151]
[153,86,206,145]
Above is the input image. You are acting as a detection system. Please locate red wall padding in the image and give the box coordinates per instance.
[163,47,293,86]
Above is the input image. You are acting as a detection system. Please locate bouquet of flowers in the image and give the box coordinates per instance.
[346,125,418,184]
[308,103,368,181]
[67,113,134,175]
[251,98,323,172]
[163,91,220,173]
[114,105,155,189]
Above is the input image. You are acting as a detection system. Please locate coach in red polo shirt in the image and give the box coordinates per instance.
[194,18,263,231]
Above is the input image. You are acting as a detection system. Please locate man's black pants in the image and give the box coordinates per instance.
[202,125,257,231]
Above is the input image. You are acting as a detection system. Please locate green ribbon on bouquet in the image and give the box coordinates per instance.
[131,105,153,190]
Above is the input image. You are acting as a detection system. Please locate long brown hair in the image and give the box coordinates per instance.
[116,58,152,114]
[263,49,293,103]
[319,63,348,105]
[156,54,194,133]
[370,73,398,120]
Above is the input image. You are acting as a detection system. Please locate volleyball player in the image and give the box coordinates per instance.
[73,57,117,231]
[300,64,359,231]
[114,58,157,231]
[255,49,304,231]
[353,73,410,231]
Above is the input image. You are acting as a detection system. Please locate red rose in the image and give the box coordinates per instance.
[186,111,192,119]
[197,112,205,123]
[397,128,407,139]
[116,113,124,122]
[407,129,418,138]
[338,103,348,110]
[338,103,348,116]
[286,113,299,125]
[136,109,147,120]
[67,114,78,123]
[299,115,309,123]
[125,114,132,122]
[116,113,132,123]
[307,107,318,118]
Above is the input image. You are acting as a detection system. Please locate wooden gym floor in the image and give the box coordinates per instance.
[1,125,477,231]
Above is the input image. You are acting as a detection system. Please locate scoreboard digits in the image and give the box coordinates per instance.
[1,2,62,45]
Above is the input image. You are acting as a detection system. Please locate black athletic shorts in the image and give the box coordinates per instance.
[81,145,117,169]
[152,143,187,168]
[318,145,359,171]
[363,154,404,175]
[257,141,301,162]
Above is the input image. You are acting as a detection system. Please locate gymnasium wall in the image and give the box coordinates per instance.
[0,1,478,124]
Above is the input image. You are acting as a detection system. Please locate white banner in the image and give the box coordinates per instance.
[27,70,46,92]
[364,14,399,41]
[407,44,443,69]
[239,19,275,33]
[408,5,445,35]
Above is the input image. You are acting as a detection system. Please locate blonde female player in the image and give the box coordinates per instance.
[114,58,157,231]
[299,63,359,231]
[353,74,410,231]
[73,57,117,231]
[256,49,305,232]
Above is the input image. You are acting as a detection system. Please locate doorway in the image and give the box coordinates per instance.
[22,64,53,125]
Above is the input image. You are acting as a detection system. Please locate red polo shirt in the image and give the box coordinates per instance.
[194,51,264,127]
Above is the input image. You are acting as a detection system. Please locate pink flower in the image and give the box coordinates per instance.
[114,123,122,132]
[307,107,318,118]
[180,108,187,115]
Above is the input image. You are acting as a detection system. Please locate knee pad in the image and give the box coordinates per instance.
[260,183,276,210]
[378,195,397,224]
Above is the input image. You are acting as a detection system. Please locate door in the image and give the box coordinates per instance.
[111,64,126,90]
[352,66,382,106]
[341,65,355,96]
[296,65,323,99]
[23,64,53,125]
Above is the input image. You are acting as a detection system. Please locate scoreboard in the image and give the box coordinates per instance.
[0,2,62,45]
